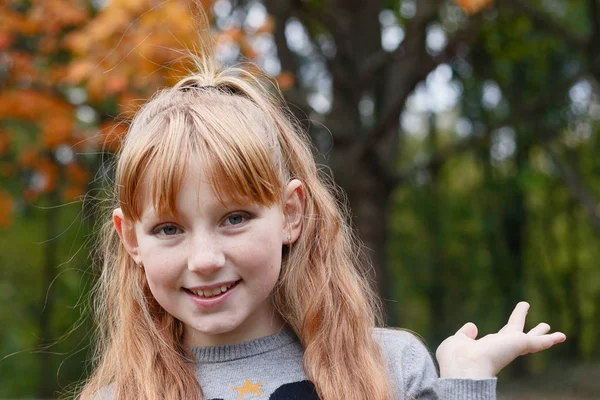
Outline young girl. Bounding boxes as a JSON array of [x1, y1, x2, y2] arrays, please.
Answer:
[[79, 53, 565, 399]]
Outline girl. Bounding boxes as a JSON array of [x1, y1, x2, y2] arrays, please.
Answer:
[[79, 53, 565, 399]]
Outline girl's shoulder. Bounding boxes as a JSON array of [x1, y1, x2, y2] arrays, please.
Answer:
[[372, 327, 433, 357], [372, 327, 439, 395]]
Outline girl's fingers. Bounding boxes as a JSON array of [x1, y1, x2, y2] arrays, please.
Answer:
[[456, 322, 478, 339], [523, 332, 567, 355], [501, 301, 530, 333], [527, 322, 551, 336], [548, 332, 567, 345]]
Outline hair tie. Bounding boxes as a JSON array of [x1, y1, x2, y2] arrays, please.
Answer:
[[179, 82, 243, 97], [180, 83, 216, 92]]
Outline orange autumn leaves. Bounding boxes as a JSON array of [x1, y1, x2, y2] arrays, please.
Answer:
[[455, 0, 495, 15], [0, 90, 74, 149], [1, 0, 197, 226], [0, 0, 298, 228], [0, 89, 87, 224], [0, 127, 12, 226], [0, 1, 93, 225], [0, 191, 13, 227], [63, 0, 201, 101], [0, 0, 89, 85]]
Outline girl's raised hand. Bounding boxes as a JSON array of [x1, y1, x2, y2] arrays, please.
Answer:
[[435, 302, 566, 379]]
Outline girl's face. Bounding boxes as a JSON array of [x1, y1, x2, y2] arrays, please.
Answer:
[[114, 165, 304, 347]]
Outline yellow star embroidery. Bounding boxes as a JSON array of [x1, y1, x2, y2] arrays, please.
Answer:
[[232, 379, 264, 400]]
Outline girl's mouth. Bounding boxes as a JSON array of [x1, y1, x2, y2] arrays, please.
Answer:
[[185, 280, 240, 299]]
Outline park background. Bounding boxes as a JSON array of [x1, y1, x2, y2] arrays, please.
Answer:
[[0, 0, 599, 398]]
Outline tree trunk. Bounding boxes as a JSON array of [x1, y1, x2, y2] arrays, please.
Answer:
[[565, 192, 582, 357], [342, 159, 394, 319], [425, 114, 449, 345], [499, 139, 529, 377], [324, 0, 395, 314]]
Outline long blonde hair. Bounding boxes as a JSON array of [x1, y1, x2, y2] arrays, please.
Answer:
[[79, 53, 393, 399]]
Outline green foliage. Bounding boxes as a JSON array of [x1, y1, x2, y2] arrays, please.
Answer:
[[0, 200, 92, 397], [388, 0, 600, 370]]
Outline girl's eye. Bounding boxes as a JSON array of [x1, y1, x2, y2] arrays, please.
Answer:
[[155, 225, 180, 236], [224, 212, 249, 227]]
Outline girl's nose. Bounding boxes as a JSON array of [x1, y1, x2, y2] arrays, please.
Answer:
[[187, 232, 226, 274]]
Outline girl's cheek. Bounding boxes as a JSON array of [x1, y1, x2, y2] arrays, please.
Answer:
[[142, 247, 183, 277]]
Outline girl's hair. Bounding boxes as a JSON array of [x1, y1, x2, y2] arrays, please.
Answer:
[[79, 52, 393, 400]]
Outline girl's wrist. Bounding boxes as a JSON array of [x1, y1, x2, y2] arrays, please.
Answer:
[[440, 369, 495, 379], [439, 360, 496, 379]]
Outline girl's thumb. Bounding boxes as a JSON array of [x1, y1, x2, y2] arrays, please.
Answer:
[[456, 322, 478, 339]]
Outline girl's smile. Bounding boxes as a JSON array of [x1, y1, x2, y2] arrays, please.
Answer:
[[184, 279, 241, 308], [185, 279, 240, 298], [114, 163, 304, 347]]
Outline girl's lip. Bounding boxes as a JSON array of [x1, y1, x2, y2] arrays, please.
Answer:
[[186, 279, 240, 291], [185, 280, 240, 308]]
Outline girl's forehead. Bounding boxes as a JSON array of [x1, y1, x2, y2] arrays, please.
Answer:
[[135, 159, 192, 213], [135, 161, 253, 219]]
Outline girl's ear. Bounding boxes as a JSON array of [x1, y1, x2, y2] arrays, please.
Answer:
[[113, 208, 141, 263], [283, 179, 305, 244]]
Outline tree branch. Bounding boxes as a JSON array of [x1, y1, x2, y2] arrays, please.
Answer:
[[502, 0, 587, 49], [588, 0, 600, 42], [358, 47, 400, 87], [358, 0, 444, 91], [262, 0, 313, 117], [264, 0, 297, 78], [392, 69, 588, 187], [294, 1, 353, 60], [393, 129, 490, 187], [270, 0, 360, 105], [542, 144, 600, 236], [585, 0, 600, 78], [356, 16, 483, 165], [262, 0, 336, 89]]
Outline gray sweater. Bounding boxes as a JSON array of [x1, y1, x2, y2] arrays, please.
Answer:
[[190, 328, 497, 399]]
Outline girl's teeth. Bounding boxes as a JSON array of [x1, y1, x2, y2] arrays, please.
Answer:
[[193, 283, 234, 298]]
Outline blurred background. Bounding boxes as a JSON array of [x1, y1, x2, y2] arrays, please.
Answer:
[[0, 0, 599, 398]]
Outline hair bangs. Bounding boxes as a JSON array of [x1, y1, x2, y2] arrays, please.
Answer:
[[119, 109, 195, 221], [188, 100, 283, 207], [119, 100, 284, 221]]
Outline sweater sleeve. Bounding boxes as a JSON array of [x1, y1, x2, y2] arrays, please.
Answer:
[[90, 385, 114, 400], [374, 329, 497, 400]]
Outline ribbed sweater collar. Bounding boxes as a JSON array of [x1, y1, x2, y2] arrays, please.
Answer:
[[189, 329, 298, 363]]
